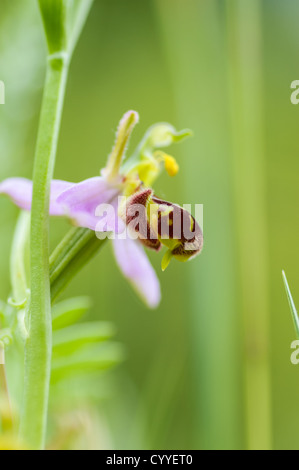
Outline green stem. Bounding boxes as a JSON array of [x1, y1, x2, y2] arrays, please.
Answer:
[[19, 55, 69, 450], [50, 228, 107, 303]]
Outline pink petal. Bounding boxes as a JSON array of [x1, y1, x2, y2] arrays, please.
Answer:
[[112, 237, 161, 309], [56, 177, 120, 231], [94, 207, 126, 235], [0, 178, 74, 215]]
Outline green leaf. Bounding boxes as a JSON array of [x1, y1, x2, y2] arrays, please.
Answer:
[[39, 0, 94, 59], [52, 296, 91, 330], [50, 228, 107, 303], [50, 373, 112, 402], [39, 0, 70, 55], [282, 271, 299, 339], [52, 321, 116, 356], [51, 342, 124, 383], [10, 212, 30, 305]]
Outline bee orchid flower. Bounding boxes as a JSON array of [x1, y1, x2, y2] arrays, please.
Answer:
[[0, 111, 203, 308]]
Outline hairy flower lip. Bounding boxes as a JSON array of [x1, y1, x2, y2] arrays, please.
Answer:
[[122, 188, 204, 269], [124, 189, 162, 252]]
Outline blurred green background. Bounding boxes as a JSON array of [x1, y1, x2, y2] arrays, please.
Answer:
[[1, 0, 299, 450]]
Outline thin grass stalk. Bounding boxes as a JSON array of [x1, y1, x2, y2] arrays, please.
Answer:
[[226, 0, 272, 450]]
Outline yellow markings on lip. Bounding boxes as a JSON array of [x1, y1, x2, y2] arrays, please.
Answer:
[[151, 212, 159, 236], [190, 216, 195, 231], [154, 151, 180, 177], [159, 205, 174, 218]]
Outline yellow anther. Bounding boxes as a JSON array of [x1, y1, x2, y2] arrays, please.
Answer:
[[154, 151, 179, 177], [164, 154, 179, 177]]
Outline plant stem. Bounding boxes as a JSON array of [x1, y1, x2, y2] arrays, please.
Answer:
[[19, 55, 69, 450], [50, 228, 107, 303]]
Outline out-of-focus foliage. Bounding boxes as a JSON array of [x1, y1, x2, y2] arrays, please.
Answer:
[[1, 0, 299, 450]]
